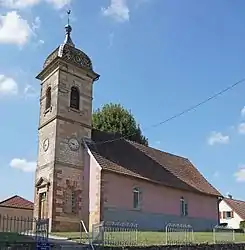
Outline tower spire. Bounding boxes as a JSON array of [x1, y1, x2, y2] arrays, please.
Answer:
[[64, 10, 75, 47]]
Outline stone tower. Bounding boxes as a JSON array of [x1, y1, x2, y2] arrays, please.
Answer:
[[33, 18, 100, 232]]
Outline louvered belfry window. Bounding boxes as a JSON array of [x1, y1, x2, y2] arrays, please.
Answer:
[[70, 86, 80, 110]]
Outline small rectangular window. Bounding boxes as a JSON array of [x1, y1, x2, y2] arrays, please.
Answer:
[[226, 211, 232, 218], [180, 197, 188, 216], [133, 188, 140, 209]]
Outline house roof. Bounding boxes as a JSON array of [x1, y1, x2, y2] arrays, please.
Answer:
[[224, 198, 245, 220], [87, 129, 221, 197], [0, 195, 34, 210]]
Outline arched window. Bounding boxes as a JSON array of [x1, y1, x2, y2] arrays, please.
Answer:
[[70, 86, 80, 110], [45, 87, 51, 110]]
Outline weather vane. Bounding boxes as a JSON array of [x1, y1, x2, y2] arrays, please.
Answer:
[[67, 10, 71, 25]]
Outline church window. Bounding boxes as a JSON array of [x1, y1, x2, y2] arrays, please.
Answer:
[[45, 87, 51, 110], [70, 86, 80, 110], [133, 187, 141, 209], [39, 192, 46, 219], [180, 196, 188, 216]]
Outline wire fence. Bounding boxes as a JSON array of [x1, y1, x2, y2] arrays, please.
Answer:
[[213, 225, 235, 244], [0, 215, 49, 245], [77, 220, 245, 246], [165, 223, 194, 245], [92, 221, 138, 246]]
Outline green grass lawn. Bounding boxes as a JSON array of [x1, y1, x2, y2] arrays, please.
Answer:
[[51, 231, 245, 245], [0, 232, 35, 243]]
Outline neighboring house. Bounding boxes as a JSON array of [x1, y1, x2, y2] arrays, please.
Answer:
[[219, 196, 245, 229], [0, 195, 34, 231], [33, 20, 222, 232]]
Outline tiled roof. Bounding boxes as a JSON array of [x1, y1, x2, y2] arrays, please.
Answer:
[[88, 129, 221, 197], [0, 195, 34, 210], [224, 198, 245, 220]]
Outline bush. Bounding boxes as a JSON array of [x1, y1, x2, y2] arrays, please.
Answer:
[[240, 221, 245, 232]]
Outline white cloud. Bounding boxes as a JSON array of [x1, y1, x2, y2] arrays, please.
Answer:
[[38, 39, 44, 44], [207, 131, 229, 146], [241, 106, 245, 117], [213, 171, 220, 178], [23, 84, 38, 97], [238, 123, 245, 134], [0, 0, 71, 9], [101, 0, 130, 22], [234, 167, 245, 182], [45, 0, 71, 9], [0, 11, 34, 46], [32, 16, 41, 31], [0, 0, 40, 8], [10, 158, 36, 172], [0, 74, 18, 95]]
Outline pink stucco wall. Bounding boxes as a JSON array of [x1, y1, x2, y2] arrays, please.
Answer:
[[102, 171, 218, 220], [83, 145, 102, 230]]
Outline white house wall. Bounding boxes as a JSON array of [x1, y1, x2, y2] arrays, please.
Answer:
[[219, 200, 242, 229]]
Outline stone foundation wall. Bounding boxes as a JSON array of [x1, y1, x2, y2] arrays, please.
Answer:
[[1, 243, 245, 249], [98, 244, 245, 250]]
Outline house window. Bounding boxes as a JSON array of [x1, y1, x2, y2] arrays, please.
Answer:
[[180, 197, 188, 216], [45, 87, 51, 110], [70, 86, 80, 110], [223, 211, 234, 219], [133, 187, 140, 209]]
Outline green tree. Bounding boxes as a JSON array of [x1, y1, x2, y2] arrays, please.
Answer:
[[92, 103, 148, 146], [240, 221, 245, 231]]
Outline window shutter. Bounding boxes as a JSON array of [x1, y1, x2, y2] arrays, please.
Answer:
[[231, 211, 234, 218], [223, 211, 226, 219], [219, 212, 222, 219]]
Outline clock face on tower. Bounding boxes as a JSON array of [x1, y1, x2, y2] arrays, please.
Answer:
[[68, 138, 80, 151], [43, 138, 49, 152]]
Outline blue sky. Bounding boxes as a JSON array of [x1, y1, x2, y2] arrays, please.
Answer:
[[0, 0, 245, 202]]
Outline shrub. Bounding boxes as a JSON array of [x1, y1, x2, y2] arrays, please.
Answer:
[[240, 221, 245, 232]]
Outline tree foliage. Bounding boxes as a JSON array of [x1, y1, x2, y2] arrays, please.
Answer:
[[240, 221, 245, 230], [92, 103, 148, 146]]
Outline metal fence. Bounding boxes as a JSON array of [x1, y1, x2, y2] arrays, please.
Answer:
[[213, 225, 235, 244], [165, 223, 194, 245], [90, 221, 138, 246], [0, 215, 49, 244]]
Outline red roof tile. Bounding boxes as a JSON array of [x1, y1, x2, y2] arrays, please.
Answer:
[[224, 198, 245, 220], [0, 195, 33, 210], [88, 129, 221, 197]]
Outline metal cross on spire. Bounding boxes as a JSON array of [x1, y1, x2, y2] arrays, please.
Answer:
[[67, 10, 71, 25], [64, 9, 75, 47]]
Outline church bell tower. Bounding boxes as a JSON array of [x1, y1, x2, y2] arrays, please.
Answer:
[[33, 13, 100, 232]]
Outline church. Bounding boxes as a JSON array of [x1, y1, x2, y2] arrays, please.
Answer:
[[33, 20, 222, 232]]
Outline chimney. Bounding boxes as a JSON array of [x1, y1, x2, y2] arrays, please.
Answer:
[[228, 194, 233, 199]]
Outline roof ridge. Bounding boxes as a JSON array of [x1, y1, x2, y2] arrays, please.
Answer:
[[0, 195, 18, 204], [224, 197, 245, 203], [127, 139, 189, 160]]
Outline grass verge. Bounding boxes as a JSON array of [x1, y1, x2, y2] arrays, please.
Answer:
[[51, 231, 245, 245]]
